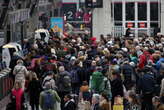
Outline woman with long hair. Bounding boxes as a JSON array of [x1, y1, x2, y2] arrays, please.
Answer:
[[128, 91, 141, 110], [26, 72, 42, 110], [12, 81, 25, 110], [99, 92, 111, 110]]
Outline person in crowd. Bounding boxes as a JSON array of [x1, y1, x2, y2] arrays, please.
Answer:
[[42, 71, 56, 90], [56, 66, 72, 109], [160, 78, 164, 103], [63, 94, 76, 110], [12, 81, 25, 110], [152, 96, 164, 110], [99, 92, 111, 110], [121, 58, 134, 90], [128, 91, 141, 110], [13, 59, 29, 90], [9, 52, 22, 80], [26, 72, 42, 110], [91, 94, 100, 110], [111, 71, 124, 105], [90, 66, 112, 100], [136, 66, 156, 110], [156, 53, 164, 72], [125, 28, 131, 38], [39, 82, 61, 110], [79, 81, 90, 101]]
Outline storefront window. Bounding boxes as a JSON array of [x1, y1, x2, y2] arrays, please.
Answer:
[[114, 3, 122, 21], [138, 3, 147, 21], [126, 2, 135, 21], [150, 2, 158, 21]]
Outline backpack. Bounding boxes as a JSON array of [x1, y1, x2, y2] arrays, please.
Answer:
[[70, 69, 80, 84], [90, 71, 105, 93], [59, 74, 71, 90], [43, 91, 55, 109]]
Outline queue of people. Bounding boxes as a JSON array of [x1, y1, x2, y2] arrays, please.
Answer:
[[5, 32, 164, 110]]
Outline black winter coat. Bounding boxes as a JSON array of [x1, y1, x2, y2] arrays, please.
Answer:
[[26, 79, 42, 105], [111, 78, 124, 98]]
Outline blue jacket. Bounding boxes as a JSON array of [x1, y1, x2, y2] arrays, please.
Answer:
[[156, 58, 164, 70]]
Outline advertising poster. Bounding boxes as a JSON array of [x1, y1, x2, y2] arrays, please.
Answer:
[[50, 17, 63, 33]]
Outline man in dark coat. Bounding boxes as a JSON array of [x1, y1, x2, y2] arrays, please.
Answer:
[[111, 71, 124, 105], [63, 94, 76, 110], [136, 66, 156, 110]]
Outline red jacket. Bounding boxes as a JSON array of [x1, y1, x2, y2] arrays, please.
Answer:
[[138, 51, 153, 69], [12, 88, 24, 110]]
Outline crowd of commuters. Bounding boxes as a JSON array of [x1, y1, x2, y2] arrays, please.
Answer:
[[6, 31, 164, 110]]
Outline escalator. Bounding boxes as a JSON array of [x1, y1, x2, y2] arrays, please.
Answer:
[[0, 0, 10, 29]]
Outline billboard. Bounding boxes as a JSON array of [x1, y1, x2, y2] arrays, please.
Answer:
[[62, 3, 77, 21], [50, 17, 64, 33]]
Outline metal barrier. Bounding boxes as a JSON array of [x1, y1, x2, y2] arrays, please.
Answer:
[[0, 69, 13, 101], [112, 26, 124, 37]]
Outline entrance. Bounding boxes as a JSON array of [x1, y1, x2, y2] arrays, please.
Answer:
[[113, 0, 160, 37]]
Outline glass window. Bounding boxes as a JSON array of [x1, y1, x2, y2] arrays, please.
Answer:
[[150, 22, 158, 28], [126, 2, 135, 21], [114, 3, 122, 21], [150, 3, 158, 21], [138, 3, 147, 21], [114, 22, 122, 26]]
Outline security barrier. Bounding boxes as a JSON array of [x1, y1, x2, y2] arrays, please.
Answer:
[[0, 69, 13, 101]]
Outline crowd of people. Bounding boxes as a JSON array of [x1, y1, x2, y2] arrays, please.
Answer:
[[6, 31, 164, 110]]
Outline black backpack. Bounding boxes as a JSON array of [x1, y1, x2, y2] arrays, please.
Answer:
[[58, 74, 71, 90]]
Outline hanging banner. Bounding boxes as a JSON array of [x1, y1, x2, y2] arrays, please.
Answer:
[[50, 17, 64, 33]]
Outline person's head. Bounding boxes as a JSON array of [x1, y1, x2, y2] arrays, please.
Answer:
[[92, 94, 100, 105], [14, 81, 22, 90], [112, 71, 119, 80], [45, 82, 52, 90], [100, 92, 109, 102], [128, 91, 140, 105], [64, 94, 72, 102], [82, 81, 88, 86], [31, 72, 38, 80], [152, 96, 161, 107], [91, 60, 97, 66], [59, 66, 65, 72], [46, 71, 54, 77], [17, 59, 24, 65]]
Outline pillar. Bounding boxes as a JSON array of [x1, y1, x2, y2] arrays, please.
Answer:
[[92, 0, 112, 40], [161, 0, 164, 34]]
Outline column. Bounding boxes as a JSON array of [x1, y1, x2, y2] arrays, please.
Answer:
[[122, 0, 125, 35], [92, 0, 112, 40], [161, 0, 164, 34], [135, 1, 138, 37], [147, 0, 150, 36]]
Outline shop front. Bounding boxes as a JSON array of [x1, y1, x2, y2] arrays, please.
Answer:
[[112, 0, 160, 37]]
